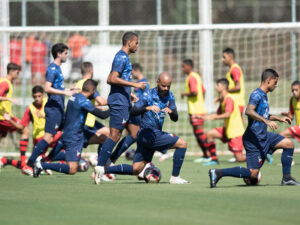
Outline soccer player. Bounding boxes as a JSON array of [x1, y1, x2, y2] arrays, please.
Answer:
[[2, 86, 62, 175], [108, 62, 149, 164], [222, 48, 245, 114], [180, 59, 208, 163], [27, 43, 77, 169], [94, 32, 147, 182], [33, 79, 109, 176], [0, 63, 29, 169], [200, 79, 245, 166], [100, 72, 189, 184], [209, 69, 300, 188]]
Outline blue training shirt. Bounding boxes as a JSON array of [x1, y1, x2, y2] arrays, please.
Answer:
[[108, 50, 132, 106], [134, 78, 149, 99], [62, 93, 96, 142], [45, 62, 65, 111], [134, 88, 176, 130], [244, 88, 269, 140]]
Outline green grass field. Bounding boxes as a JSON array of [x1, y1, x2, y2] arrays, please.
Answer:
[[1, 154, 300, 225]]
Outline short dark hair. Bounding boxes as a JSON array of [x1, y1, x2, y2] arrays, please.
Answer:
[[81, 61, 93, 75], [223, 48, 235, 58], [292, 80, 300, 86], [261, 69, 279, 82], [32, 85, 44, 94], [183, 59, 194, 68], [82, 79, 98, 92], [132, 63, 143, 72], [51, 43, 68, 59], [122, 32, 138, 46], [7, 63, 21, 74], [216, 78, 229, 89]]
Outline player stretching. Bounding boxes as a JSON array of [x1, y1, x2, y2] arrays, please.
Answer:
[[0, 63, 29, 169], [94, 32, 147, 183], [108, 63, 149, 164], [200, 79, 245, 166], [101, 72, 189, 184], [27, 43, 77, 171], [209, 69, 300, 188], [180, 59, 208, 163], [33, 79, 109, 176]]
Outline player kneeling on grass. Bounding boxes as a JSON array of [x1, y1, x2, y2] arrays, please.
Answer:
[[95, 72, 189, 184], [198, 78, 246, 166], [209, 69, 300, 188], [33, 79, 109, 177]]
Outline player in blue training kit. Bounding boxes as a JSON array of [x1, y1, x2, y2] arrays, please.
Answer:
[[33, 79, 109, 177], [94, 32, 148, 183], [209, 69, 300, 188], [27, 43, 78, 172], [109, 63, 149, 164], [100, 72, 189, 184]]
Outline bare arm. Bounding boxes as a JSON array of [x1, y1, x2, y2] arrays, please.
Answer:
[[44, 81, 77, 97], [107, 71, 147, 89], [204, 112, 231, 121], [269, 115, 291, 124], [181, 91, 197, 98], [228, 80, 241, 93], [3, 113, 24, 130], [95, 96, 107, 106]]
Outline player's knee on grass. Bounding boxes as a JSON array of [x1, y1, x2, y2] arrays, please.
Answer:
[[132, 162, 146, 175], [173, 137, 187, 149], [68, 162, 78, 175], [249, 169, 260, 179]]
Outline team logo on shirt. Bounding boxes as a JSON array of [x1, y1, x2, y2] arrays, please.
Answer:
[[122, 118, 127, 127]]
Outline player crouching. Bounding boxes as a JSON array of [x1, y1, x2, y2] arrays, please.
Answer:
[[95, 72, 189, 184], [33, 79, 109, 177]]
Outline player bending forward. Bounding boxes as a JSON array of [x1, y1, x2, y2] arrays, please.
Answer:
[[96, 72, 189, 184], [209, 69, 299, 188], [33, 79, 109, 177]]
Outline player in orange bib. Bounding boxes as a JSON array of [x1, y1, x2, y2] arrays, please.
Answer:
[[181, 59, 209, 162], [199, 78, 246, 166], [280, 81, 300, 160], [222, 48, 245, 115]]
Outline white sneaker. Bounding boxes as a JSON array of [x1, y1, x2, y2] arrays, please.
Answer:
[[228, 157, 236, 163], [169, 176, 190, 184], [94, 166, 104, 184]]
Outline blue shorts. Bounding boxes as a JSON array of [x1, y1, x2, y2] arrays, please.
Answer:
[[127, 115, 141, 125], [44, 105, 64, 135], [109, 105, 130, 130], [83, 121, 105, 148], [133, 128, 179, 163], [243, 131, 284, 169], [64, 140, 84, 162]]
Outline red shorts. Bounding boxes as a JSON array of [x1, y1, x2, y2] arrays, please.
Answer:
[[33, 131, 62, 147], [288, 125, 300, 142], [0, 117, 20, 137], [189, 114, 205, 126], [215, 127, 243, 153]]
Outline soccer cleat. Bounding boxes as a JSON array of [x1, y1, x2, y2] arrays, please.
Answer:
[[137, 162, 155, 180], [94, 166, 104, 184], [33, 161, 43, 178], [21, 165, 33, 176], [194, 157, 211, 163], [266, 154, 273, 164], [228, 157, 236, 163], [281, 177, 300, 186], [203, 160, 219, 166], [169, 176, 190, 184], [209, 169, 221, 188]]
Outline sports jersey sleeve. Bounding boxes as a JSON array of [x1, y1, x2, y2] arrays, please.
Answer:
[[20, 107, 31, 127], [225, 97, 234, 113], [0, 81, 9, 96], [82, 99, 96, 113], [91, 90, 100, 100], [231, 67, 241, 83], [289, 97, 294, 115], [111, 54, 126, 73], [188, 76, 198, 93], [46, 67, 56, 83], [248, 91, 261, 108], [130, 92, 149, 116]]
